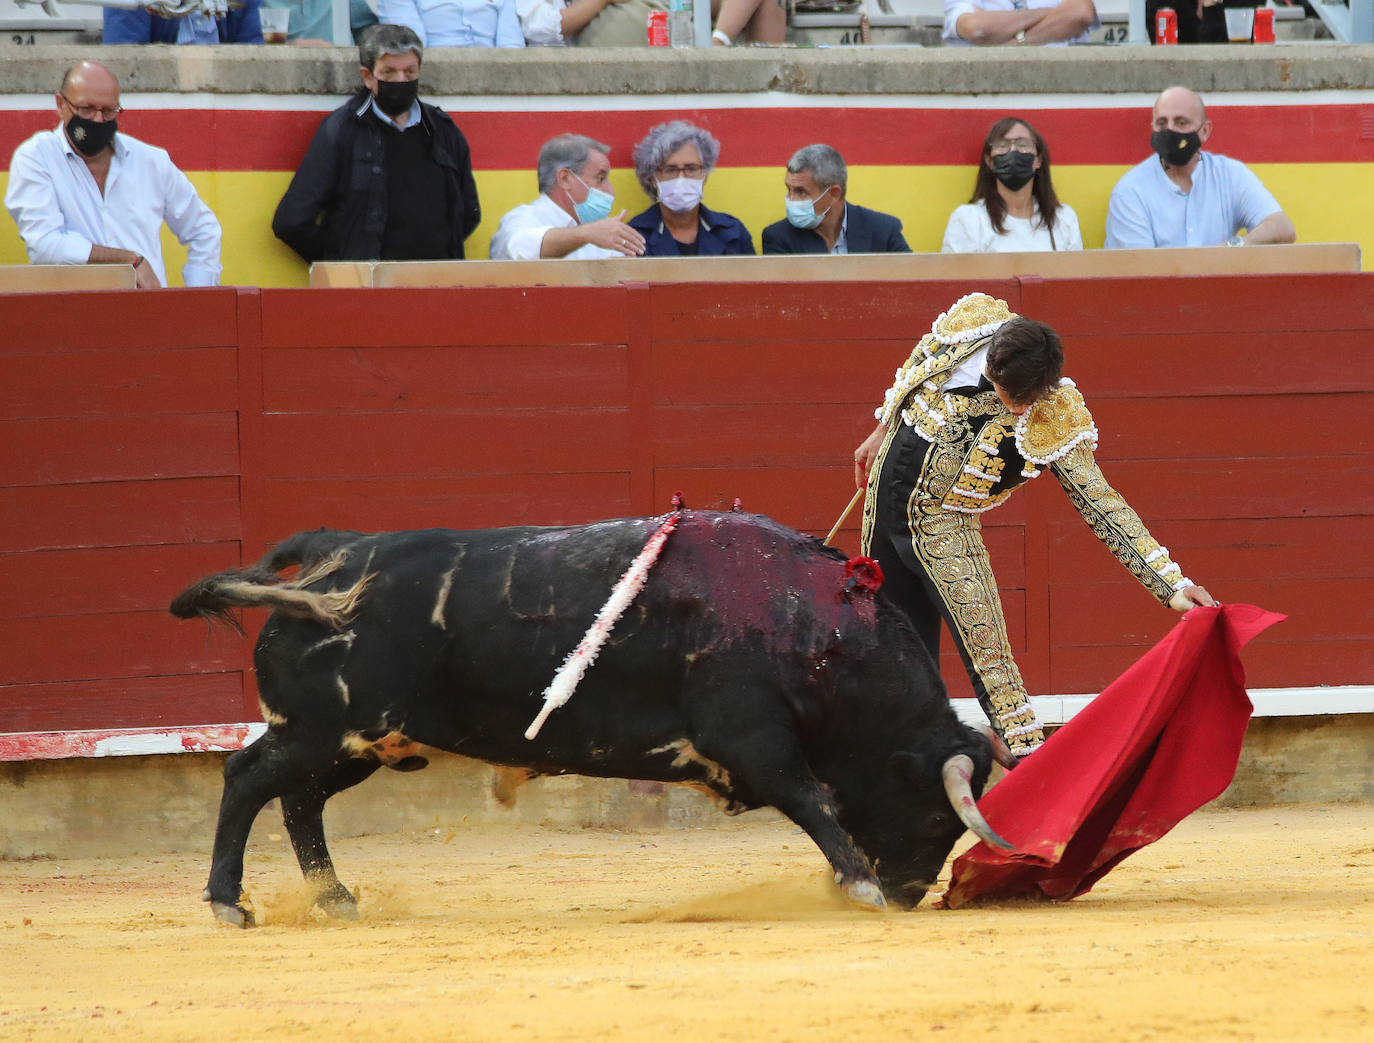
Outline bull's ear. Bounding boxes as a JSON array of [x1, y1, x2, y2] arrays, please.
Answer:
[[889, 750, 931, 785]]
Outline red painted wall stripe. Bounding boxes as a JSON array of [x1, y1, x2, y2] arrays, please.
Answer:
[[4, 103, 1374, 173]]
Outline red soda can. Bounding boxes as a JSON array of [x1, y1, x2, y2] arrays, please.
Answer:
[[1253, 7, 1275, 42], [1155, 7, 1178, 44], [647, 10, 669, 46]]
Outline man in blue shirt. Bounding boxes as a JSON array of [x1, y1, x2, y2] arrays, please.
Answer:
[[1105, 86, 1295, 250]]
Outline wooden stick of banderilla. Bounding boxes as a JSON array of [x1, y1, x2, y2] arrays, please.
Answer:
[[824, 489, 865, 546]]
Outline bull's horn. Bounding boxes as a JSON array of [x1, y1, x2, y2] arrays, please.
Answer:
[[941, 754, 1015, 851], [974, 723, 1019, 770]]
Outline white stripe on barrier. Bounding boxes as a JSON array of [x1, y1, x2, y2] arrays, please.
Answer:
[[1, 687, 1369, 762]]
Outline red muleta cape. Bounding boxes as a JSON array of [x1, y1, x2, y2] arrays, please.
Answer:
[[941, 603, 1285, 908]]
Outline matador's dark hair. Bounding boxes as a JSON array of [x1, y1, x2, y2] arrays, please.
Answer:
[[985, 317, 1063, 407]]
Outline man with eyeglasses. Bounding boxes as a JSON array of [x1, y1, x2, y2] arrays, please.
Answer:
[[1105, 86, 1296, 250], [943, 0, 1098, 45], [489, 133, 646, 261], [5, 61, 222, 288]]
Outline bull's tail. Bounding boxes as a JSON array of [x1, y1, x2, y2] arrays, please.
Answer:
[[169, 531, 373, 633]]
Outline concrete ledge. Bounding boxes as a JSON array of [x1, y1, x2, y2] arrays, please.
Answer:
[[3, 43, 1374, 97], [2, 712, 1370, 859]]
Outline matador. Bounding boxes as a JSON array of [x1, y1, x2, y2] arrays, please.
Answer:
[[854, 293, 1215, 759]]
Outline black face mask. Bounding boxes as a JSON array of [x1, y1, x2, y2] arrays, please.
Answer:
[[373, 79, 419, 118], [1151, 128, 1202, 167], [65, 113, 117, 157], [991, 151, 1037, 191]]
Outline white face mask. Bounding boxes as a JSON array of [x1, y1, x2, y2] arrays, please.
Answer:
[[656, 176, 704, 214]]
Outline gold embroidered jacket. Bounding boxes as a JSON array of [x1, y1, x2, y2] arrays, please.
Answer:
[[871, 295, 1191, 605]]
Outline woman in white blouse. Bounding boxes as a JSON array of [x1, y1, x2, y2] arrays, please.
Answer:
[[941, 117, 1082, 254]]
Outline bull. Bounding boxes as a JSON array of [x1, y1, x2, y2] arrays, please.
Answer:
[[170, 509, 1011, 927]]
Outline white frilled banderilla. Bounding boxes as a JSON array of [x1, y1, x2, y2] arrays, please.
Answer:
[[524, 504, 683, 740]]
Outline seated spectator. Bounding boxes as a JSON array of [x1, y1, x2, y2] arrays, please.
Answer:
[[942, 117, 1082, 253], [5, 61, 222, 287], [103, 0, 264, 44], [1105, 86, 1296, 249], [628, 121, 754, 257], [379, 0, 525, 45], [516, 0, 633, 45], [489, 134, 645, 260], [260, 0, 379, 45], [272, 25, 481, 262], [712, 0, 784, 44], [943, 0, 1098, 45], [761, 144, 910, 255]]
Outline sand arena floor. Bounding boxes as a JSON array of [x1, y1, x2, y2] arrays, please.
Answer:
[[1, 802, 1371, 1041]]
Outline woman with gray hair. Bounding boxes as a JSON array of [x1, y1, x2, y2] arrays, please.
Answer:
[[627, 120, 754, 257]]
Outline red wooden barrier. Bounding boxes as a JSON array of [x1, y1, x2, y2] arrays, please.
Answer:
[[2, 275, 1371, 744]]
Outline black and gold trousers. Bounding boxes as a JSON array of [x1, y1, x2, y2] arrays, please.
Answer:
[[861, 418, 1046, 758]]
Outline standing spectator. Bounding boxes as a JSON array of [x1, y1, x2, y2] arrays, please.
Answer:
[[272, 24, 481, 263], [761, 144, 910, 255], [379, 0, 525, 45], [4, 61, 222, 288], [103, 0, 264, 44], [1105, 86, 1296, 249], [943, 0, 1097, 45], [628, 121, 754, 257], [489, 134, 645, 260], [260, 0, 379, 45], [942, 117, 1082, 253]]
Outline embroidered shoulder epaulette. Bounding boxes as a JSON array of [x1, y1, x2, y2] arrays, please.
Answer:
[[876, 293, 1015, 427], [1013, 380, 1098, 466]]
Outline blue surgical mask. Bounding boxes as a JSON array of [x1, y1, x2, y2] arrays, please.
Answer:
[[785, 190, 832, 230], [572, 172, 614, 225]]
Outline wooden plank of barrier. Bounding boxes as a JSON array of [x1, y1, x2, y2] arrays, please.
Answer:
[[316, 243, 1361, 289], [0, 263, 136, 293]]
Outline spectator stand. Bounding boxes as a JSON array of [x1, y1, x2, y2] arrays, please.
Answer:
[[0, 0, 100, 43]]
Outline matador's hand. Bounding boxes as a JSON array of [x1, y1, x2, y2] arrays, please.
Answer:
[[853, 422, 886, 491], [1168, 585, 1218, 612]]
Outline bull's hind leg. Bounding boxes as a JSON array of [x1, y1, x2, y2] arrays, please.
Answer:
[[280, 758, 380, 920], [204, 729, 343, 927]]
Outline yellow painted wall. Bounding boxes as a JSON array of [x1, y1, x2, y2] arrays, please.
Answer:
[[2, 163, 1368, 286]]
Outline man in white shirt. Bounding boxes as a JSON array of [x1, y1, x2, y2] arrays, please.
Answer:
[[943, 0, 1098, 45], [489, 134, 645, 261], [4, 61, 222, 288], [1105, 86, 1296, 250]]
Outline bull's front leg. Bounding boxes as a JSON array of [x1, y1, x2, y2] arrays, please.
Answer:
[[684, 700, 886, 910]]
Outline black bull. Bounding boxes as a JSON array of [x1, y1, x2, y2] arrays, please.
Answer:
[[170, 510, 1009, 927]]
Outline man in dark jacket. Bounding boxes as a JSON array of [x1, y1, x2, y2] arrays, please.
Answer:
[[272, 24, 480, 263], [762, 144, 910, 255]]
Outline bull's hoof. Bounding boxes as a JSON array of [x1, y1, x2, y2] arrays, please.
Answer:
[[210, 901, 256, 928], [203, 886, 256, 928], [840, 877, 887, 911], [316, 888, 360, 921]]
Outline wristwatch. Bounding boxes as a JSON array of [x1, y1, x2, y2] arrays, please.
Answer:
[[1226, 234, 1244, 247]]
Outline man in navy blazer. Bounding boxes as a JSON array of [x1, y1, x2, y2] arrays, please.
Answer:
[[762, 144, 911, 255]]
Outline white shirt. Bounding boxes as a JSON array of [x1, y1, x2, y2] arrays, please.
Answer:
[[942, 201, 1083, 253], [5, 126, 222, 287], [516, 0, 569, 44], [943, 0, 1098, 45], [489, 192, 619, 261], [1104, 151, 1284, 250], [379, 0, 526, 46]]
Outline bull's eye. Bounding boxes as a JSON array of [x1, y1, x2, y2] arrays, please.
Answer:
[[924, 812, 953, 834]]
